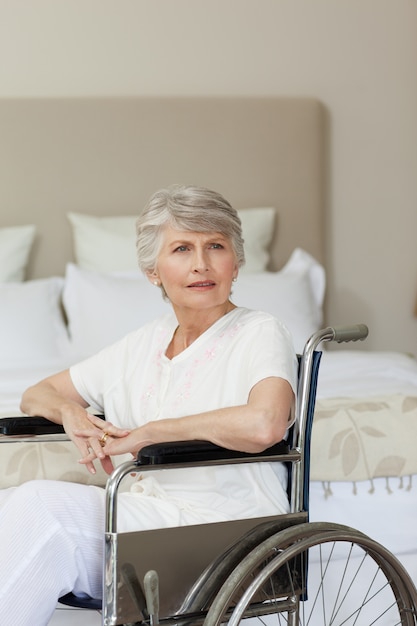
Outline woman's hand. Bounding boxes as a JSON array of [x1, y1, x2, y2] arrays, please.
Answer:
[[97, 426, 154, 460], [20, 369, 131, 475], [67, 412, 130, 475]]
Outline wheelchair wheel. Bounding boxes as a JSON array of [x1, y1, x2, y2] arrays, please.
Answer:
[[204, 522, 417, 626]]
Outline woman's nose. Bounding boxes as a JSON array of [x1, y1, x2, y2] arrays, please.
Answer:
[[192, 249, 209, 272]]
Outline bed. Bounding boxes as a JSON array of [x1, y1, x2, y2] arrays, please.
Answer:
[[0, 97, 416, 594]]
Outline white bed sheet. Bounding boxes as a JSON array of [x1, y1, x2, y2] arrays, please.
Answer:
[[309, 477, 417, 559], [0, 356, 76, 417], [317, 349, 417, 398]]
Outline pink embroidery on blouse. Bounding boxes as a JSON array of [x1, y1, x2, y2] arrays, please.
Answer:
[[171, 323, 242, 410]]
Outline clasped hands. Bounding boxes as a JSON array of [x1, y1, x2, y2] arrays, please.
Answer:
[[65, 412, 153, 475]]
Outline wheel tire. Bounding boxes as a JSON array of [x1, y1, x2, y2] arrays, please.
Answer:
[[204, 522, 417, 626]]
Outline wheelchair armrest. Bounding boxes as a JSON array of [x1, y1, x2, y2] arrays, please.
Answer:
[[0, 414, 105, 436], [137, 439, 290, 465], [0, 416, 65, 435]]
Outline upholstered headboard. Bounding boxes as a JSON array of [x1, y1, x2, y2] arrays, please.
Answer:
[[0, 97, 324, 279]]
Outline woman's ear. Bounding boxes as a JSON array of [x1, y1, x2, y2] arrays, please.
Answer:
[[146, 270, 161, 287]]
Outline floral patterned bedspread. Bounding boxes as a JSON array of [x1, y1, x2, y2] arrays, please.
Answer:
[[0, 437, 108, 487], [311, 394, 417, 487], [2, 393, 417, 490]]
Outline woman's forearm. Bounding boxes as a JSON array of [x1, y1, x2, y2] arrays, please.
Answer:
[[142, 405, 287, 453], [20, 369, 90, 424], [104, 377, 294, 457], [20, 382, 86, 424]]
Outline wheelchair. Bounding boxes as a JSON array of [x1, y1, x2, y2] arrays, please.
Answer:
[[1, 324, 417, 626]]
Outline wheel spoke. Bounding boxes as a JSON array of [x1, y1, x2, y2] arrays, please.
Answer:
[[203, 523, 417, 626]]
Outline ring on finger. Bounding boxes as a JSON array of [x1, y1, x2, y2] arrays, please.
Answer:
[[99, 431, 109, 447]]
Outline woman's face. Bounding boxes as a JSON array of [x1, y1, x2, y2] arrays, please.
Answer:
[[151, 225, 238, 313]]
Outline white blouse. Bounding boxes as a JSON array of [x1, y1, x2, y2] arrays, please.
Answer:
[[70, 308, 298, 530]]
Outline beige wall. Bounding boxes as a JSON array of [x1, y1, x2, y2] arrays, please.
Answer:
[[1, 0, 416, 354]]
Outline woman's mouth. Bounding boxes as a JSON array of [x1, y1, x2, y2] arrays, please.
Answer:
[[188, 281, 215, 288]]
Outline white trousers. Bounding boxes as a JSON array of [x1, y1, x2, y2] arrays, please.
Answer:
[[0, 480, 105, 626], [0, 477, 213, 626], [0, 468, 289, 625]]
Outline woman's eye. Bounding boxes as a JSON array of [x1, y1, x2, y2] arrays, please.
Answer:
[[210, 243, 224, 249], [174, 245, 189, 252]]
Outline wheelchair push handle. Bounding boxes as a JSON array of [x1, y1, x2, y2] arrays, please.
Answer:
[[327, 323, 369, 343], [303, 323, 368, 355]]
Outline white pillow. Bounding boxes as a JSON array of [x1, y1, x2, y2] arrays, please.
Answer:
[[238, 207, 276, 272], [280, 247, 326, 312], [62, 264, 171, 357], [0, 225, 36, 281], [67, 213, 138, 273], [67, 207, 276, 274], [231, 249, 326, 353], [0, 278, 70, 364]]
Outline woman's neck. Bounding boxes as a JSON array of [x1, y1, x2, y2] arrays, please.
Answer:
[[166, 301, 236, 359]]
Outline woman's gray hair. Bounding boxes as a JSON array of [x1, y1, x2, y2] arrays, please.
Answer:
[[136, 185, 245, 274]]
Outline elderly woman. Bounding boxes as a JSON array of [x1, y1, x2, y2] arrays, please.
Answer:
[[0, 185, 297, 625]]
